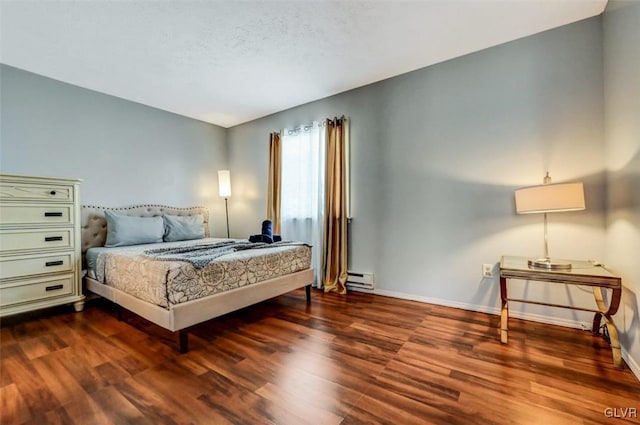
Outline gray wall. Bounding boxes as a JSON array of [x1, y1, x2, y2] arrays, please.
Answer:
[[228, 17, 607, 324], [603, 0, 640, 375], [0, 65, 230, 236]]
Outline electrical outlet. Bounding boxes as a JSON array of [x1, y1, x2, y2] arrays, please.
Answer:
[[482, 264, 493, 278]]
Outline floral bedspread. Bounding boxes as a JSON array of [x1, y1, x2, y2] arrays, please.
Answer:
[[92, 238, 311, 307]]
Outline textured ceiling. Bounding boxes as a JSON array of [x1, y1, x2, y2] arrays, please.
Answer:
[[0, 0, 607, 128]]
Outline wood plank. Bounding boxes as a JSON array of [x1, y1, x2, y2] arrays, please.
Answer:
[[255, 382, 343, 425], [131, 364, 235, 425], [114, 378, 190, 425], [89, 386, 150, 425], [31, 354, 87, 406], [62, 393, 115, 425], [1, 343, 59, 416], [0, 383, 31, 425]]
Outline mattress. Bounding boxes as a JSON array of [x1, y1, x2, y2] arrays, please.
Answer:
[[87, 238, 312, 308]]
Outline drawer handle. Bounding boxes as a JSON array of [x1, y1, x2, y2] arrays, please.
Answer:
[[44, 212, 63, 217], [45, 284, 64, 291], [50, 190, 57, 195], [45, 260, 64, 267], [45, 236, 64, 242]]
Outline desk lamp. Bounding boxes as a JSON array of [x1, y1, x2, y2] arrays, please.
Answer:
[[515, 172, 585, 270]]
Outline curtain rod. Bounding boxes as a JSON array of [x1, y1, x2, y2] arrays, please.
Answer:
[[283, 115, 346, 136], [286, 120, 326, 136]]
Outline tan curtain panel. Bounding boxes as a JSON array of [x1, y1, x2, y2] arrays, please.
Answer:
[[266, 131, 282, 234], [322, 116, 348, 294]]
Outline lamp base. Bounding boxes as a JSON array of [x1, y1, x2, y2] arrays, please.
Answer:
[[528, 258, 572, 270]]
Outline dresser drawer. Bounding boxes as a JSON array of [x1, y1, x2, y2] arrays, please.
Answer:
[[0, 204, 73, 226], [0, 182, 74, 202], [0, 229, 74, 253], [0, 274, 74, 307], [0, 252, 74, 280]]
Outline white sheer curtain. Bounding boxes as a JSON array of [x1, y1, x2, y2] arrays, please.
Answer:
[[280, 122, 325, 286]]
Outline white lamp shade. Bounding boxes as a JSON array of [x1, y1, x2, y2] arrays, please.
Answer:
[[515, 182, 585, 214], [218, 170, 231, 198]]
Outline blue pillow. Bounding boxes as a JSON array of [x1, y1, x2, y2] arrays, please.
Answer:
[[163, 214, 205, 242], [104, 211, 164, 247]]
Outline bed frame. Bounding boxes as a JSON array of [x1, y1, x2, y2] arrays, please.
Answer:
[[81, 204, 313, 353]]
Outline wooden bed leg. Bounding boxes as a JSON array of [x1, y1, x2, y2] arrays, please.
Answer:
[[179, 330, 189, 354], [305, 284, 311, 304]]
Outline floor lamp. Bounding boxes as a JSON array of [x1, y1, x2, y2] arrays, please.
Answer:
[[515, 172, 585, 270], [218, 170, 231, 238]]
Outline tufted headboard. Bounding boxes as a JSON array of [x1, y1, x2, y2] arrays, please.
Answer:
[[81, 204, 210, 258]]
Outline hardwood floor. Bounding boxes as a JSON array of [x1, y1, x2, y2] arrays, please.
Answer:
[[1, 289, 639, 425]]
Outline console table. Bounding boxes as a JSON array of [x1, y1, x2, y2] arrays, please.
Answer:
[[499, 256, 622, 367]]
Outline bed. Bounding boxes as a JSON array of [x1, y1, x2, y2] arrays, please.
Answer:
[[81, 204, 314, 352]]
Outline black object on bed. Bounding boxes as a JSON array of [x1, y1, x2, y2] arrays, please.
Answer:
[[249, 219, 282, 243]]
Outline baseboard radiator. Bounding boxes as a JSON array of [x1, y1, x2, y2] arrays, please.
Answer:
[[346, 271, 375, 291]]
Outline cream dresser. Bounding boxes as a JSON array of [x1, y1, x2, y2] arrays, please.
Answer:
[[0, 174, 85, 316]]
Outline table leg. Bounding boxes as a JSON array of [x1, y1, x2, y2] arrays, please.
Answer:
[[603, 316, 622, 368], [592, 286, 623, 368], [500, 276, 508, 344], [592, 312, 602, 334]]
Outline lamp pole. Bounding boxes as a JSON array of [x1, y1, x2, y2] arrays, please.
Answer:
[[224, 197, 230, 238], [543, 212, 549, 260], [218, 169, 232, 239]]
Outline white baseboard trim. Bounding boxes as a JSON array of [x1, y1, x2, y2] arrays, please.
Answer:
[[371, 288, 591, 330], [369, 288, 640, 381], [621, 348, 640, 381]]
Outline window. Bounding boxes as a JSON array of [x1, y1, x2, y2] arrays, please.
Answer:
[[280, 122, 325, 285]]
